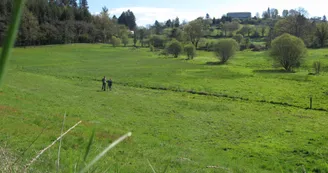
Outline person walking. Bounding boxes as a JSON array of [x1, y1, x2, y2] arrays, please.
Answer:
[[102, 76, 106, 91], [107, 78, 112, 91]]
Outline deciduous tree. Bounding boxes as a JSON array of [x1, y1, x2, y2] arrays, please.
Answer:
[[270, 33, 307, 71], [315, 22, 328, 47], [213, 39, 239, 64]]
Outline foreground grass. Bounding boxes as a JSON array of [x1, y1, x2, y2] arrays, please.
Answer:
[[1, 44, 328, 172]]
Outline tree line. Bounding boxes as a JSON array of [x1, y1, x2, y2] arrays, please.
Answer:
[[0, 0, 137, 46], [142, 7, 327, 51], [0, 2, 327, 51]]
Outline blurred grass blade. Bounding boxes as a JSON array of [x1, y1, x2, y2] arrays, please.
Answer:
[[57, 112, 67, 173], [79, 132, 132, 173], [147, 159, 157, 173], [83, 129, 95, 162], [0, 0, 25, 86]]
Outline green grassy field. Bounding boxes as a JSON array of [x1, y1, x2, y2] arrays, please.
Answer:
[[1, 44, 328, 172]]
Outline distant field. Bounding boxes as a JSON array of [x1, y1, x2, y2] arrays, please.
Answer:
[[1, 44, 328, 172]]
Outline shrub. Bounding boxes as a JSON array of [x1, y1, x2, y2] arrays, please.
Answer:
[[165, 39, 183, 58], [150, 35, 165, 48], [232, 34, 243, 44], [184, 44, 196, 60], [149, 45, 155, 52], [121, 35, 129, 47], [270, 33, 307, 72], [313, 61, 322, 75], [213, 38, 239, 64], [111, 36, 121, 47]]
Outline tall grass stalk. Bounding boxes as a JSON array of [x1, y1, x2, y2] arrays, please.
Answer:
[[0, 0, 25, 86], [147, 159, 157, 173], [23, 120, 82, 172], [57, 112, 66, 173], [79, 132, 132, 173]]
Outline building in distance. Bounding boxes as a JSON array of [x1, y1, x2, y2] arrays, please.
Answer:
[[227, 12, 252, 19]]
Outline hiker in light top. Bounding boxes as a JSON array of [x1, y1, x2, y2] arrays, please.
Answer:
[[102, 76, 106, 91], [107, 78, 112, 91]]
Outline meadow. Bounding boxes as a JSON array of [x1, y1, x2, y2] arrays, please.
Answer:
[[1, 44, 328, 172]]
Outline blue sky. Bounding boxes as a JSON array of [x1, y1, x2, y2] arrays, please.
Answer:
[[88, 0, 327, 26]]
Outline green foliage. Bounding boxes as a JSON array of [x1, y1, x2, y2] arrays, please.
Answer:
[[315, 22, 328, 48], [0, 0, 134, 46], [243, 37, 250, 48], [110, 36, 121, 47], [222, 22, 240, 36], [149, 45, 155, 52], [138, 28, 147, 47], [213, 38, 239, 64], [183, 18, 205, 48], [121, 35, 129, 47], [19, 9, 39, 46], [232, 34, 243, 43], [184, 44, 196, 60], [117, 10, 136, 30], [169, 28, 184, 42], [205, 40, 215, 51], [270, 33, 307, 71], [165, 39, 183, 58], [150, 35, 165, 48], [313, 61, 322, 75], [274, 15, 315, 46]]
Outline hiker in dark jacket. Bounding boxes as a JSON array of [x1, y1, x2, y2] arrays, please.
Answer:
[[107, 78, 112, 91], [102, 76, 106, 91]]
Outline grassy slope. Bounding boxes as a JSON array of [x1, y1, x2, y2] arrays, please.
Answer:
[[11, 44, 328, 109], [1, 44, 328, 172]]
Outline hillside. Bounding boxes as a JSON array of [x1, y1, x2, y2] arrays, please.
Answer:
[[1, 45, 328, 172]]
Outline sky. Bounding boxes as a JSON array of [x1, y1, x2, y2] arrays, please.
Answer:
[[88, 0, 327, 26]]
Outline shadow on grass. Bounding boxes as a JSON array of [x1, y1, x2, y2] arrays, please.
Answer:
[[253, 69, 295, 74], [205, 61, 224, 65]]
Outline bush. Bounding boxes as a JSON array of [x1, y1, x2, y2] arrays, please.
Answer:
[[111, 36, 121, 47], [150, 35, 165, 48], [121, 35, 129, 47], [165, 39, 183, 58], [232, 34, 243, 44], [270, 33, 307, 71], [313, 61, 322, 75], [184, 44, 196, 60], [149, 45, 155, 52], [213, 38, 239, 64]]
